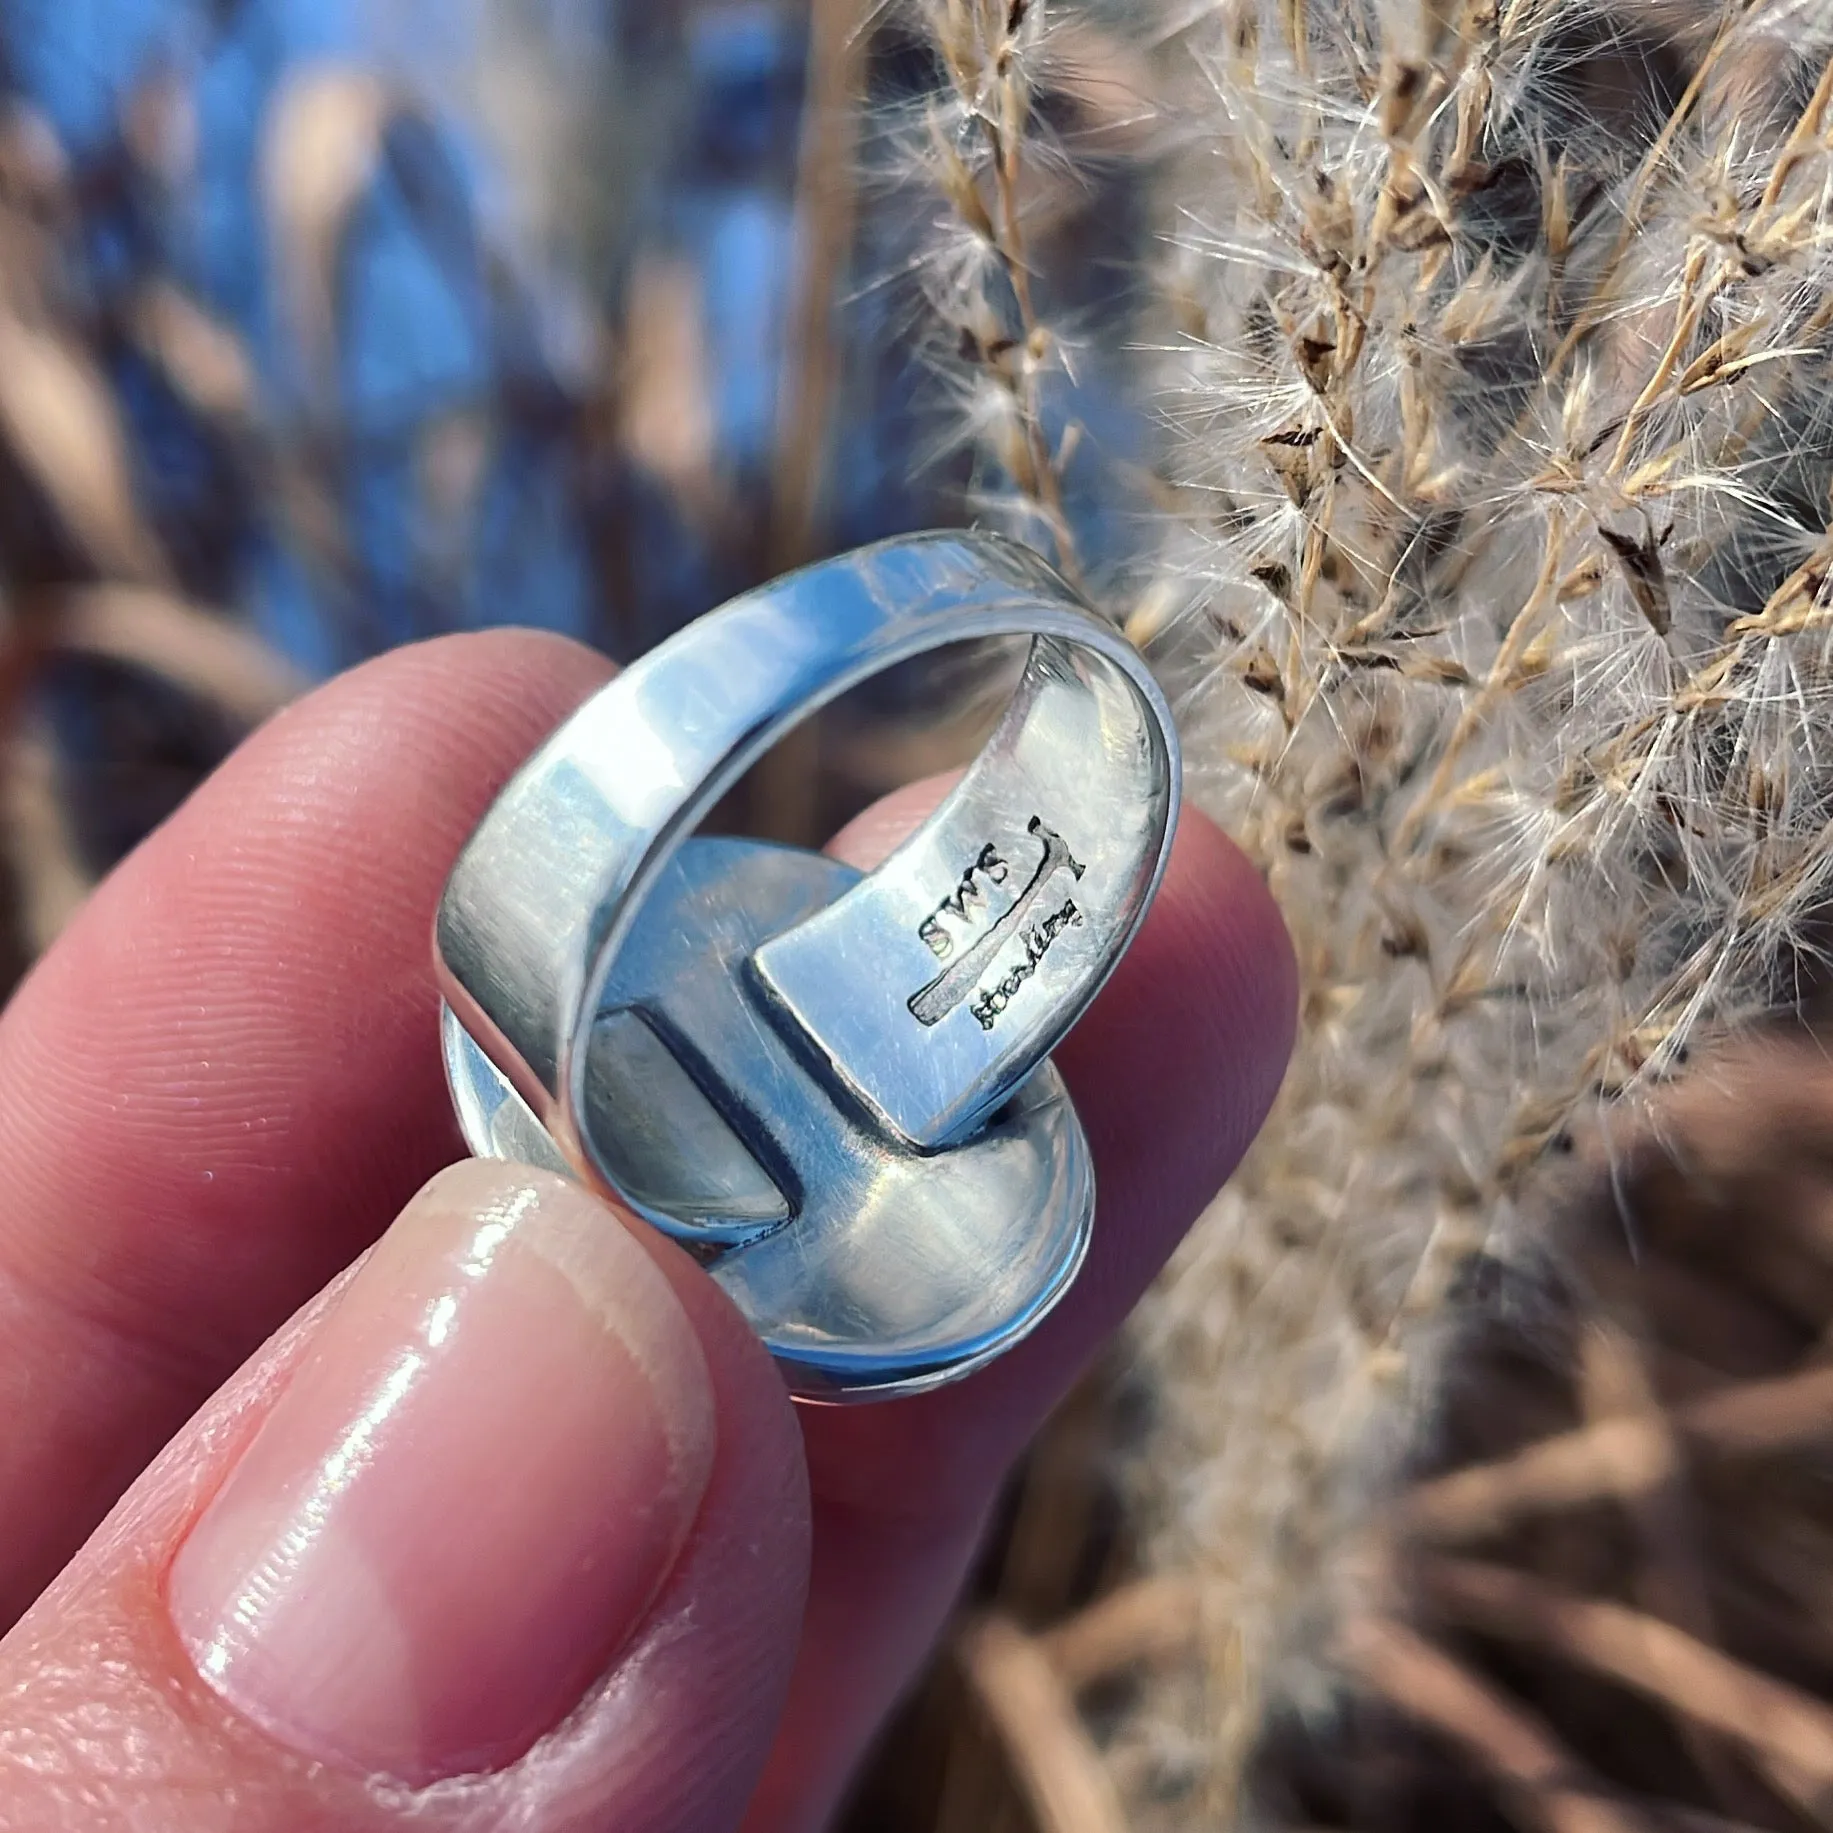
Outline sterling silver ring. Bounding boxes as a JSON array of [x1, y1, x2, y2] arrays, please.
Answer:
[[434, 530, 1180, 1400]]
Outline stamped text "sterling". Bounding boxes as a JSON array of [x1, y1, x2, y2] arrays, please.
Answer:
[[969, 898, 1084, 1030]]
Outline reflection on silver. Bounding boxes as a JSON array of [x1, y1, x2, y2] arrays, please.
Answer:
[[435, 531, 1179, 1400]]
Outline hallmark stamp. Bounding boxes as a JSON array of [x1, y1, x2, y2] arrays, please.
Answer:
[[968, 897, 1085, 1031], [917, 842, 1009, 958], [907, 816, 1085, 1028]]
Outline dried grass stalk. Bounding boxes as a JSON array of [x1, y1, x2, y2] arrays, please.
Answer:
[[1041, 1576, 1207, 1691], [1, 723, 93, 957], [1343, 1612, 1647, 1833], [893, 0, 1833, 1814], [0, 311, 166, 583], [956, 1613, 1131, 1833], [899, 0, 1094, 584], [261, 69, 395, 399], [1405, 1360, 1833, 1539], [1419, 1556, 1833, 1809], [55, 589, 299, 728]]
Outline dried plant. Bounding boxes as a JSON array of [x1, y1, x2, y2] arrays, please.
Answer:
[[906, 0, 1086, 582], [891, 0, 1171, 589], [0, 94, 298, 976], [891, 0, 1833, 1821]]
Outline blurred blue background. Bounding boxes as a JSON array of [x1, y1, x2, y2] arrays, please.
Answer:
[[1, 0, 955, 667], [0, 0, 1156, 948]]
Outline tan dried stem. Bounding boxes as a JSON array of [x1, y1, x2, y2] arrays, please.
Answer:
[[1418, 1557, 1833, 1811], [956, 1613, 1130, 1833], [1404, 1362, 1833, 1540], [56, 588, 300, 727], [925, 0, 1085, 586], [0, 308, 167, 584], [772, 0, 871, 571], [1575, 1318, 1759, 1813], [1, 721, 92, 957], [1344, 1612, 1649, 1833], [261, 67, 393, 404], [751, 0, 875, 849], [1040, 1575, 1208, 1689]]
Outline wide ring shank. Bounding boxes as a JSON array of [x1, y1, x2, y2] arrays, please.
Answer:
[[435, 531, 1180, 1193]]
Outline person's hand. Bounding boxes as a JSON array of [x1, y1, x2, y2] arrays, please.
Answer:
[[0, 632, 1294, 1831]]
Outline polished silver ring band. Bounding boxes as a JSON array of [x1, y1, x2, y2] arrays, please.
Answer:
[[435, 530, 1180, 1398]]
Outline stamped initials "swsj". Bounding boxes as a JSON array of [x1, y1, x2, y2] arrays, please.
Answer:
[[907, 817, 1086, 1028]]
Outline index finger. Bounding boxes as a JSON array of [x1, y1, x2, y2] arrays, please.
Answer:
[[0, 630, 614, 1626], [746, 793, 1295, 1831]]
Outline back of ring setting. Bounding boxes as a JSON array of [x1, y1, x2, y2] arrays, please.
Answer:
[[434, 531, 1181, 1401]]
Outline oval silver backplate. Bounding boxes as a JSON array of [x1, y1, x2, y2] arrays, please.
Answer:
[[442, 837, 1094, 1401]]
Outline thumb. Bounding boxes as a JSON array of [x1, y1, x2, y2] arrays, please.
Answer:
[[0, 1161, 810, 1831]]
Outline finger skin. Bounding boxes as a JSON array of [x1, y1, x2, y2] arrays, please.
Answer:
[[0, 631, 615, 1626], [0, 1192, 811, 1833], [0, 633, 1294, 1833], [746, 800, 1297, 1831]]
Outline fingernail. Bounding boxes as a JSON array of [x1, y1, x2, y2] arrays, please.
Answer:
[[167, 1160, 716, 1783]]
